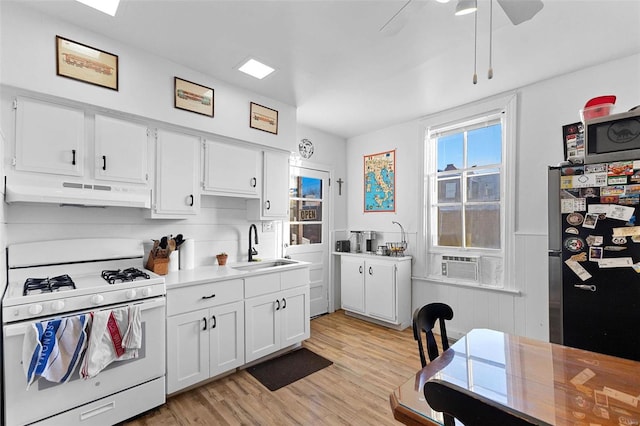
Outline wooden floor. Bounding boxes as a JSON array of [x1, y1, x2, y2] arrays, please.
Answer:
[[124, 310, 422, 425]]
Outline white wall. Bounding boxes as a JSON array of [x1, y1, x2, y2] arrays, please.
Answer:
[[0, 2, 296, 153], [347, 53, 640, 341], [0, 3, 344, 268]]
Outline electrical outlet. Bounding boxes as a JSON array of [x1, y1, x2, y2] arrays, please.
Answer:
[[262, 221, 274, 232]]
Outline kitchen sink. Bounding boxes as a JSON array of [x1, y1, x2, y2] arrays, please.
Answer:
[[231, 259, 299, 272]]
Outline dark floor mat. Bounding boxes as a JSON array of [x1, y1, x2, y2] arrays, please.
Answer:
[[247, 347, 333, 391]]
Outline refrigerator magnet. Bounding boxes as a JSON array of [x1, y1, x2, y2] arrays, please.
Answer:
[[585, 235, 603, 246], [564, 236, 586, 252], [583, 213, 599, 229], [589, 247, 603, 261], [565, 227, 579, 234], [567, 212, 584, 226]]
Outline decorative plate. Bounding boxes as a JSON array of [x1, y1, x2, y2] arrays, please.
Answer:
[[566, 212, 584, 226], [298, 138, 314, 159]]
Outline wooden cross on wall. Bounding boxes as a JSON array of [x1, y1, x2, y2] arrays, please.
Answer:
[[336, 178, 344, 195]]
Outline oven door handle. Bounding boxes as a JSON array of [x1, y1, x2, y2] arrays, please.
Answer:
[[4, 296, 166, 337]]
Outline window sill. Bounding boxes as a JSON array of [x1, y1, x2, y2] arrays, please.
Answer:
[[412, 275, 521, 296]]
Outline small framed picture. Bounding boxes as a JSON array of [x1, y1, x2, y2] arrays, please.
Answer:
[[250, 102, 278, 134], [56, 36, 118, 90], [174, 77, 214, 117]]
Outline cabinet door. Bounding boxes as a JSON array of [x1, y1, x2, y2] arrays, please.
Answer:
[[166, 309, 209, 394], [95, 114, 149, 184], [203, 140, 259, 197], [209, 301, 245, 377], [365, 261, 397, 322], [245, 293, 279, 363], [261, 151, 289, 218], [15, 97, 83, 176], [340, 257, 365, 313], [154, 129, 199, 216], [280, 286, 310, 347]]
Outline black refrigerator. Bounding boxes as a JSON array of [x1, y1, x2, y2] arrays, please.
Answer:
[[548, 161, 640, 361]]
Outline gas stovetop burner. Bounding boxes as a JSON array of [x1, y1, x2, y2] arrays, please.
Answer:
[[101, 268, 150, 284], [23, 275, 76, 295]]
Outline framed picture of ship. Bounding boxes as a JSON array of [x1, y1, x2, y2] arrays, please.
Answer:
[[250, 102, 278, 134], [174, 77, 214, 117], [56, 36, 118, 90]]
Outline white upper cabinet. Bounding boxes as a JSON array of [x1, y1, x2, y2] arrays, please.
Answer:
[[14, 97, 84, 176], [202, 140, 259, 197], [247, 150, 289, 220], [94, 114, 149, 184], [151, 129, 200, 218]]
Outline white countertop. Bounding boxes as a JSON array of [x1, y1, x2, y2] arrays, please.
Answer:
[[332, 252, 412, 261], [163, 259, 310, 290]]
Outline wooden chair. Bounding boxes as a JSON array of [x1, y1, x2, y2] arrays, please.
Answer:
[[412, 303, 454, 367], [423, 379, 553, 426]]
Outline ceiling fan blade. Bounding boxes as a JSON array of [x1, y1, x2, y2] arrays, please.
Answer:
[[497, 0, 544, 25]]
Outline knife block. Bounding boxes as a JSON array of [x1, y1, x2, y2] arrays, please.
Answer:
[[146, 251, 169, 275]]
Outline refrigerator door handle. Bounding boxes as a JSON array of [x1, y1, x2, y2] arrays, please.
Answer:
[[574, 284, 597, 292], [548, 250, 562, 257]]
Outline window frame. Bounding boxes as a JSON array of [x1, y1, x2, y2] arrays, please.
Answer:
[[419, 93, 517, 290]]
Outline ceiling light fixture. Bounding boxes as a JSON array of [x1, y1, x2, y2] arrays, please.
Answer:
[[435, 0, 451, 3], [455, 0, 477, 16], [238, 59, 275, 80], [75, 0, 120, 16]]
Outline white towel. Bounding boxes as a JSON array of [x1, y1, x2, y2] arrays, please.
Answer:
[[80, 305, 142, 379], [22, 314, 89, 389]]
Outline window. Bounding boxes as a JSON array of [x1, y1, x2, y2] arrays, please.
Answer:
[[289, 175, 323, 245], [422, 94, 516, 289], [433, 118, 502, 249]]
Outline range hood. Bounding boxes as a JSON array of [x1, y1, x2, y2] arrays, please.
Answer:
[[5, 175, 151, 208]]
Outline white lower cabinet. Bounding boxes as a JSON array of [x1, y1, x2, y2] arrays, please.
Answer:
[[166, 267, 310, 393], [339, 254, 412, 329], [244, 268, 310, 363], [166, 280, 244, 394], [245, 286, 310, 363]]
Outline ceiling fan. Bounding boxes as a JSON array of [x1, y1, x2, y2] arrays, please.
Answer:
[[379, 0, 544, 34]]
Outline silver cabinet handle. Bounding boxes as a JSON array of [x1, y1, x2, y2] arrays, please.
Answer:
[[574, 284, 596, 292]]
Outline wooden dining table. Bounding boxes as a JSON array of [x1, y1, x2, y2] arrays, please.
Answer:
[[390, 328, 640, 426]]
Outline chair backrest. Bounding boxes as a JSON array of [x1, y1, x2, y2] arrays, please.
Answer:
[[412, 303, 454, 367], [423, 379, 553, 426]]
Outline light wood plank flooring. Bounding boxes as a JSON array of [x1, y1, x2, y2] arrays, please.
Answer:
[[124, 310, 423, 425]]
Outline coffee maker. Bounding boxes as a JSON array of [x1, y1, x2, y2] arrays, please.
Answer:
[[362, 231, 376, 254], [350, 231, 376, 253]]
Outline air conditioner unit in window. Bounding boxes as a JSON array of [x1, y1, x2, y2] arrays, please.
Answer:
[[441, 256, 479, 282]]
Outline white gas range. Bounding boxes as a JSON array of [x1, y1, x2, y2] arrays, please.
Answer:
[[2, 238, 167, 426]]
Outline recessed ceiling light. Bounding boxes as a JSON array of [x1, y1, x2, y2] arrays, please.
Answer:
[[75, 0, 120, 16], [238, 59, 275, 80]]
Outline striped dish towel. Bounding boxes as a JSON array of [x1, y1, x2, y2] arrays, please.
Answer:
[[22, 314, 89, 389], [80, 305, 142, 379]]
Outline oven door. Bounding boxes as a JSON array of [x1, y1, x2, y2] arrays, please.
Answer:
[[3, 297, 166, 426]]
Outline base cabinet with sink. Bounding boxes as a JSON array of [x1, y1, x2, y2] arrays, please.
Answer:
[[166, 263, 310, 394], [244, 268, 310, 363], [339, 253, 412, 330]]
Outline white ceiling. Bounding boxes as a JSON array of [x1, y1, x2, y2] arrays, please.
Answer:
[[14, 0, 640, 139]]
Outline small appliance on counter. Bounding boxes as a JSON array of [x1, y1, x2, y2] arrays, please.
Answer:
[[335, 240, 351, 252], [349, 230, 376, 253]]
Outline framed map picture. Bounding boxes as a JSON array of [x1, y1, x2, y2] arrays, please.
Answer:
[[250, 102, 278, 134], [364, 149, 395, 212], [56, 36, 118, 90], [174, 77, 214, 117]]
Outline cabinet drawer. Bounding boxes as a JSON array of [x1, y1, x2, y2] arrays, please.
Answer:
[[281, 268, 309, 290], [167, 279, 243, 316], [244, 273, 280, 298]]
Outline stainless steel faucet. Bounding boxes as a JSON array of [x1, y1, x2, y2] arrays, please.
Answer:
[[248, 224, 259, 261]]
